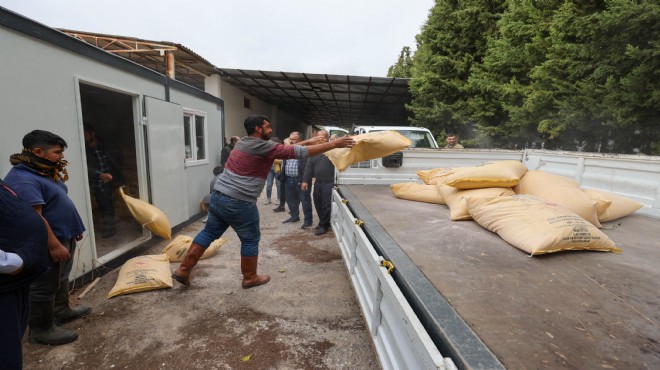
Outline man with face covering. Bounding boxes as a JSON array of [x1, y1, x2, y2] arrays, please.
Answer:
[[172, 115, 354, 288], [4, 130, 90, 346]]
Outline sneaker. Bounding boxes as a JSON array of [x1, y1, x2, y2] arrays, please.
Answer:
[[264, 198, 271, 205], [301, 222, 313, 229], [283, 217, 300, 223], [315, 227, 329, 236], [273, 206, 286, 213]]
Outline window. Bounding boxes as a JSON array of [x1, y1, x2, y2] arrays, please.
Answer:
[[183, 109, 208, 164], [244, 97, 251, 109]]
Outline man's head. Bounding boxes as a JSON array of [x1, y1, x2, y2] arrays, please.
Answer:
[[446, 133, 458, 147], [329, 134, 338, 141], [22, 130, 68, 163], [316, 130, 329, 142], [83, 124, 97, 147], [288, 131, 302, 145], [244, 115, 272, 140]]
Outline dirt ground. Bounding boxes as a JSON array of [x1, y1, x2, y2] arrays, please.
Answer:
[[22, 194, 379, 370]]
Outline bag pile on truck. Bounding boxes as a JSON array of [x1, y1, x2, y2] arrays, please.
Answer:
[[390, 160, 642, 255]]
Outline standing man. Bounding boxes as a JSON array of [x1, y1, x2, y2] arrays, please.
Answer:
[[4, 130, 90, 345], [84, 124, 125, 238], [445, 133, 464, 149], [281, 131, 314, 229], [172, 115, 354, 288], [301, 130, 336, 235], [0, 178, 50, 370], [220, 136, 240, 169]]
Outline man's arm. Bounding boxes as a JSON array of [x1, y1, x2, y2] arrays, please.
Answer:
[[0, 249, 24, 275], [297, 136, 325, 146], [32, 205, 70, 262], [301, 158, 314, 191], [305, 136, 354, 157]]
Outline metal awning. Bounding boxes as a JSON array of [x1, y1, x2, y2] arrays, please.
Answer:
[[59, 29, 412, 128], [216, 69, 411, 127]]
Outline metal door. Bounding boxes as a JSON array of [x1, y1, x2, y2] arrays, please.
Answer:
[[144, 96, 188, 227]]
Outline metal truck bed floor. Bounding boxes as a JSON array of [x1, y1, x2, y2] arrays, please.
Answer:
[[346, 184, 659, 370]]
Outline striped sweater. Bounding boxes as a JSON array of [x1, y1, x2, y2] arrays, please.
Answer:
[[214, 136, 309, 202]]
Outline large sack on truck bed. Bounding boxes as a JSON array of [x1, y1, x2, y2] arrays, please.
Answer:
[[416, 167, 460, 185], [513, 171, 604, 227], [582, 188, 643, 222], [107, 254, 173, 298], [161, 235, 227, 262], [444, 160, 527, 189], [437, 184, 514, 220], [391, 182, 445, 204], [466, 195, 620, 255], [325, 131, 412, 171]]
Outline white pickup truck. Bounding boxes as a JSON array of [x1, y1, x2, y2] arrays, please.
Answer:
[[330, 148, 660, 370]]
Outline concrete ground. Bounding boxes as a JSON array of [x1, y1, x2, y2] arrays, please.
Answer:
[[22, 193, 379, 370]]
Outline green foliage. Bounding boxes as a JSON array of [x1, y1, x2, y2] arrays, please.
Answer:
[[387, 46, 414, 78], [401, 0, 660, 154]]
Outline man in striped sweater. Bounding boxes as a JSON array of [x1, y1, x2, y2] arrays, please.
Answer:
[[172, 115, 354, 288]]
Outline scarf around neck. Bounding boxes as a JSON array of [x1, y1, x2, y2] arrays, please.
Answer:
[[9, 148, 69, 182]]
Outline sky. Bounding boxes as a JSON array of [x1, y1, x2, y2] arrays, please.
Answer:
[[1, 0, 434, 77]]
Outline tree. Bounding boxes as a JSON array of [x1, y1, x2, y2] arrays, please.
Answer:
[[387, 46, 414, 78]]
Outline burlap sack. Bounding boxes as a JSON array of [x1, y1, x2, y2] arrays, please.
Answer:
[[466, 195, 619, 255], [437, 184, 514, 220], [513, 171, 603, 227], [416, 167, 460, 185], [324, 131, 412, 171], [391, 182, 445, 205], [161, 235, 227, 262], [120, 187, 171, 239], [107, 254, 173, 298], [583, 189, 643, 222], [444, 160, 527, 189]]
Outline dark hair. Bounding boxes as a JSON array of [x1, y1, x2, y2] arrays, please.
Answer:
[[22, 130, 68, 150], [243, 115, 269, 135], [270, 136, 282, 144], [446, 133, 457, 138], [213, 166, 223, 176], [83, 124, 95, 133]]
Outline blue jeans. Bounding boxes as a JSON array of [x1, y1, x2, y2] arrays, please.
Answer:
[[193, 192, 260, 257], [265, 169, 280, 201], [285, 177, 312, 223]]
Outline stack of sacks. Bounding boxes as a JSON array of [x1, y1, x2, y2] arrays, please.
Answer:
[[325, 131, 412, 171]]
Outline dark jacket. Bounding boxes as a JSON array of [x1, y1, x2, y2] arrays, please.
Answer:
[[0, 180, 49, 293], [86, 139, 125, 188]]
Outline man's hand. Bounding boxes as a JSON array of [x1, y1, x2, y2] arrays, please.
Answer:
[[49, 243, 71, 263], [299, 136, 325, 146], [99, 173, 113, 183], [332, 136, 355, 149], [301, 183, 309, 191]]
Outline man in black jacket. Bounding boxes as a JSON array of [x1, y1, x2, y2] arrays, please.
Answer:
[[0, 178, 50, 369], [301, 130, 336, 235], [84, 125, 125, 238]]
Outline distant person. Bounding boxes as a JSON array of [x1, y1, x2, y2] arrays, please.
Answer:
[[264, 137, 283, 205], [0, 178, 50, 370], [83, 124, 125, 238], [172, 115, 354, 288], [301, 130, 336, 235], [329, 133, 338, 141], [220, 136, 240, 169], [445, 133, 464, 149], [201, 166, 224, 223], [4, 130, 90, 345], [281, 132, 313, 228]]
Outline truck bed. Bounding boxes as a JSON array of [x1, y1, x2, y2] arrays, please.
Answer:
[[346, 184, 659, 370]]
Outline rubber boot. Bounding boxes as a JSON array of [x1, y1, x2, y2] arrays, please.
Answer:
[[241, 256, 270, 289], [29, 300, 78, 345], [54, 280, 92, 325], [172, 243, 207, 286]]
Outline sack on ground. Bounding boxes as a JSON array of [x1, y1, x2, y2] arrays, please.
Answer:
[[161, 235, 226, 262], [391, 182, 445, 205], [444, 160, 527, 189], [107, 254, 173, 298], [416, 167, 460, 185], [325, 131, 412, 171], [582, 189, 643, 222], [120, 187, 171, 239], [437, 185, 514, 220], [513, 171, 603, 227], [466, 195, 619, 255]]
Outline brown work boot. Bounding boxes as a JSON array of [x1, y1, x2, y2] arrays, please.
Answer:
[[172, 243, 207, 286], [241, 255, 270, 289]]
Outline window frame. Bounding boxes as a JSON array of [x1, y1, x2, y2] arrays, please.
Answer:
[[183, 108, 209, 166]]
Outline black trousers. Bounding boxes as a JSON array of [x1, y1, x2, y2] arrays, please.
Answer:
[[313, 181, 334, 228], [0, 285, 29, 370], [30, 238, 76, 302]]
